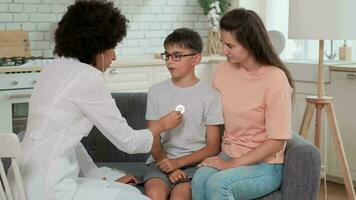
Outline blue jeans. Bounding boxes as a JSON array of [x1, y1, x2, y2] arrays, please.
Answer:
[[192, 153, 283, 200]]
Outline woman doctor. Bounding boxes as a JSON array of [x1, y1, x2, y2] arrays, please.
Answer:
[[9, 0, 182, 200]]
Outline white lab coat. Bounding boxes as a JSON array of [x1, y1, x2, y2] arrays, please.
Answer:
[[9, 58, 152, 200]]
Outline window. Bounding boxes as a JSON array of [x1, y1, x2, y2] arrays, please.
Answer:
[[238, 0, 355, 61]]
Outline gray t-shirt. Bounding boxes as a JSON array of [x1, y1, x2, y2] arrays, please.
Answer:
[[145, 79, 224, 164]]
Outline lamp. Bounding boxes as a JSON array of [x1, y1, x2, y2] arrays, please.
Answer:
[[289, 0, 356, 198]]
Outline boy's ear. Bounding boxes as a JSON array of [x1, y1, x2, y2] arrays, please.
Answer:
[[193, 53, 202, 65]]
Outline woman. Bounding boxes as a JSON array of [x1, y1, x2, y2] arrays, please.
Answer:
[[8, 1, 182, 200], [192, 8, 294, 200]]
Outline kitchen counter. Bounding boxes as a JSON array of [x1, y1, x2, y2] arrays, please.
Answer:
[[283, 59, 356, 82], [0, 56, 226, 73], [2, 57, 355, 74], [0, 66, 42, 73], [109, 55, 226, 68], [330, 63, 356, 72]]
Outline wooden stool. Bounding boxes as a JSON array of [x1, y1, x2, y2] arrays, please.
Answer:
[[299, 96, 356, 199]]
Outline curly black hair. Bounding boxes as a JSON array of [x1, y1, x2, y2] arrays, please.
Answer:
[[54, 0, 128, 65]]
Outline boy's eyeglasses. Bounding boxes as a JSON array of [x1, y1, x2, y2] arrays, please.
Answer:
[[160, 52, 197, 61]]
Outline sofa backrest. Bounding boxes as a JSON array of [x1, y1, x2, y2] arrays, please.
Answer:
[[82, 92, 320, 169], [81, 92, 149, 162]]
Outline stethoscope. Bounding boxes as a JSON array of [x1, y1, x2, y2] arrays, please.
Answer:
[[101, 54, 105, 73]]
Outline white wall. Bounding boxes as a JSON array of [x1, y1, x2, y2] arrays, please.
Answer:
[[0, 0, 210, 58], [238, 0, 266, 23], [229, 0, 238, 10]]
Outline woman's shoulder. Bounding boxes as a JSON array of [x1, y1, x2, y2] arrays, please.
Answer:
[[214, 61, 235, 76], [215, 60, 232, 69], [263, 66, 292, 92], [264, 66, 289, 81], [44, 58, 101, 83], [60, 59, 105, 89]]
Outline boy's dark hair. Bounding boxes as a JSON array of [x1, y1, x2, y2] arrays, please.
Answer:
[[54, 0, 128, 65], [164, 28, 203, 53]]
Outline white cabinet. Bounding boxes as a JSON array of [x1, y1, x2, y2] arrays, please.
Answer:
[[292, 69, 356, 182], [104, 59, 218, 92], [328, 71, 356, 181], [105, 66, 155, 92]]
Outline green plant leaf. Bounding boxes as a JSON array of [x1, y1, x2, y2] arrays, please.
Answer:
[[197, 0, 230, 15]]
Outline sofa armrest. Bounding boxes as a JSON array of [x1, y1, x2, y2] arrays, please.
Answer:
[[281, 133, 321, 200]]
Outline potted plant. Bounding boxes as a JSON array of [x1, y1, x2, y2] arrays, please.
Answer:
[[198, 0, 230, 55]]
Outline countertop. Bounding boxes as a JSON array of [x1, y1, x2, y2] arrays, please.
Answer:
[[0, 65, 42, 73], [330, 63, 356, 72], [1, 56, 355, 73], [0, 56, 226, 73], [109, 55, 225, 68]]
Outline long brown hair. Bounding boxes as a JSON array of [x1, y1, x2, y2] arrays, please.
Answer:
[[219, 8, 295, 91]]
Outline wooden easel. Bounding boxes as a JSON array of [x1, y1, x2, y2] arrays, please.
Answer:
[[299, 40, 356, 200]]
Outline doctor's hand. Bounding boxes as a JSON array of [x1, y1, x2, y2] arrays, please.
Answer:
[[158, 111, 183, 131], [115, 174, 138, 185], [149, 111, 182, 137]]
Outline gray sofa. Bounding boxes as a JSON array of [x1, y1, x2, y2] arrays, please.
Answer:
[[81, 92, 321, 200]]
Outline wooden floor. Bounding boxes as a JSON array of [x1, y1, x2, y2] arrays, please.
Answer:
[[318, 180, 356, 200]]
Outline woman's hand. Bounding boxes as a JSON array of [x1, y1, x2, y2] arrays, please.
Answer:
[[198, 156, 231, 170], [115, 174, 138, 184], [168, 169, 187, 183], [157, 158, 179, 173]]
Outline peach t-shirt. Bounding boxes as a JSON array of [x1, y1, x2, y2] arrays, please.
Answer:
[[213, 61, 293, 163]]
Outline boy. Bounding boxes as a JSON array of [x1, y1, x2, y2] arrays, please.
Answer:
[[143, 28, 224, 200]]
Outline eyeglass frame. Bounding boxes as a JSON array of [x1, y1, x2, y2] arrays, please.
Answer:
[[160, 52, 197, 61]]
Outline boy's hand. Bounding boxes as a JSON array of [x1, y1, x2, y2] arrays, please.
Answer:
[[168, 169, 187, 183], [158, 111, 183, 131], [157, 158, 179, 173], [115, 174, 138, 185]]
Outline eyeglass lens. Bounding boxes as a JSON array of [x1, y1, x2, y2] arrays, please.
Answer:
[[161, 53, 182, 61]]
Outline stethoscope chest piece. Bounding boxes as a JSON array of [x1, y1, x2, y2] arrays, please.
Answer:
[[175, 104, 185, 114]]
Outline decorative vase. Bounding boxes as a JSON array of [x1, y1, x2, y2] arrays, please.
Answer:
[[207, 28, 223, 56]]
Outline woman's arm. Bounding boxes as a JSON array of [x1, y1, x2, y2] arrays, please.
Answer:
[[202, 139, 286, 170], [228, 139, 286, 167]]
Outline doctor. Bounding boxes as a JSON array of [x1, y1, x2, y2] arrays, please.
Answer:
[[8, 0, 182, 200]]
